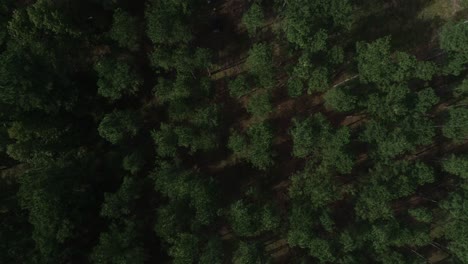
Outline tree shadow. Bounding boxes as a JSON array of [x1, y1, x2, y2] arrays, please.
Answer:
[[352, 0, 445, 52]]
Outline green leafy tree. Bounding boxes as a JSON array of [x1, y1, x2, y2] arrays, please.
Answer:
[[307, 67, 329, 93], [242, 2, 264, 36], [91, 222, 147, 264], [247, 92, 272, 118], [169, 233, 199, 264], [246, 122, 275, 170], [356, 37, 436, 85], [95, 58, 141, 101], [228, 132, 248, 156], [415, 88, 439, 113], [356, 37, 394, 85], [440, 21, 468, 53], [360, 117, 435, 160], [110, 8, 141, 51], [229, 75, 250, 98], [232, 241, 267, 264], [440, 189, 468, 262], [443, 154, 468, 179], [0, 176, 35, 263], [122, 152, 145, 175], [199, 238, 223, 264], [98, 110, 139, 144], [289, 163, 339, 209], [454, 79, 468, 98], [154, 76, 190, 104], [246, 43, 275, 88], [228, 122, 274, 170], [151, 123, 178, 158], [100, 177, 141, 220], [18, 160, 99, 263], [356, 162, 434, 221], [145, 0, 192, 45], [290, 114, 353, 173], [283, 0, 352, 50], [153, 162, 218, 225], [229, 199, 280, 237], [408, 208, 433, 223], [174, 125, 218, 153], [287, 76, 304, 97], [307, 238, 336, 263], [443, 107, 468, 142], [327, 45, 345, 65], [324, 86, 357, 112]]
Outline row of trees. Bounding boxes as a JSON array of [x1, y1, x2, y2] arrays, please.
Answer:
[[280, 0, 468, 261], [0, 0, 466, 263]]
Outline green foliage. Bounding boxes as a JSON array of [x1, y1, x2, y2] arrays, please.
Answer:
[[290, 114, 353, 173], [229, 122, 275, 170], [408, 208, 432, 223], [95, 58, 141, 100], [324, 86, 357, 112], [145, 0, 192, 45], [174, 125, 218, 153], [289, 164, 339, 209], [110, 8, 140, 51], [360, 117, 435, 160], [247, 92, 272, 117], [0, 176, 35, 263], [91, 222, 147, 264], [246, 122, 275, 169], [307, 67, 329, 93], [287, 76, 304, 97], [1, 1, 466, 263], [356, 37, 393, 85], [229, 199, 280, 237], [440, 189, 468, 262], [355, 162, 434, 221], [246, 43, 275, 88], [327, 45, 345, 65], [154, 76, 190, 103], [229, 75, 251, 98], [169, 233, 199, 264], [153, 162, 218, 225], [440, 21, 468, 53], [283, 0, 352, 50], [443, 154, 468, 179], [151, 46, 212, 72], [227, 132, 248, 156], [415, 88, 439, 113], [288, 203, 336, 263], [151, 123, 178, 158], [18, 160, 98, 262], [122, 152, 145, 175], [25, 0, 80, 37], [307, 238, 336, 263], [100, 177, 141, 219], [443, 107, 468, 142], [454, 79, 468, 98], [439, 22, 468, 75], [98, 110, 139, 144], [199, 238, 223, 264], [0, 45, 77, 113], [232, 242, 266, 264], [242, 2, 264, 36], [356, 37, 437, 85]]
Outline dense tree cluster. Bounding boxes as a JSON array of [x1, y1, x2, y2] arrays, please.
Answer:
[[0, 0, 466, 263]]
